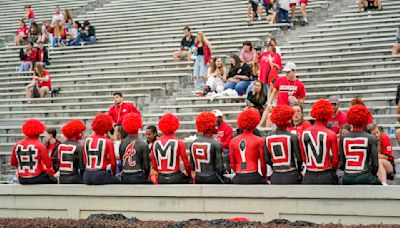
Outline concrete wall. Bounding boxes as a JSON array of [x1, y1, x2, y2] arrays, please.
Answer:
[[0, 185, 399, 225]]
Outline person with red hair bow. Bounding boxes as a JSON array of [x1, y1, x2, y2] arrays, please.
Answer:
[[266, 105, 303, 184], [190, 112, 226, 184], [151, 113, 191, 184], [10, 119, 57, 184], [229, 109, 267, 184], [56, 119, 86, 184], [300, 99, 339, 184], [120, 113, 151, 184], [82, 113, 119, 185], [340, 105, 380, 185]]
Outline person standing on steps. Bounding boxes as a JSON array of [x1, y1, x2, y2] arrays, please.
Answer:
[[192, 32, 212, 91], [108, 91, 141, 134]]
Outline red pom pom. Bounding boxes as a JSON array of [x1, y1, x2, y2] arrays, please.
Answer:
[[311, 99, 333, 121], [196, 112, 217, 133], [62, 119, 86, 140], [237, 109, 260, 130], [158, 113, 180, 135], [21, 119, 45, 137], [122, 113, 142, 134], [91, 113, 113, 135], [271, 105, 295, 128], [347, 105, 371, 128]]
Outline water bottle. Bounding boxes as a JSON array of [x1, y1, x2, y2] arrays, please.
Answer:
[[389, 125, 395, 136], [12, 176, 18, 184]]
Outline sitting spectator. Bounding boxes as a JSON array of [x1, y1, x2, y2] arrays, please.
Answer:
[[349, 97, 373, 124], [358, 0, 381, 12], [327, 95, 347, 135], [277, 0, 291, 28], [51, 6, 65, 26], [63, 9, 74, 31], [246, 47, 262, 93], [367, 124, 395, 186], [224, 54, 252, 96], [173, 26, 195, 62], [192, 32, 212, 90], [38, 20, 51, 44], [213, 110, 233, 173], [259, 41, 282, 88], [52, 21, 67, 47], [339, 124, 352, 137], [287, 103, 312, 138], [28, 21, 40, 44], [267, 62, 306, 107], [108, 91, 141, 128], [246, 80, 267, 115], [392, 26, 400, 60], [79, 20, 96, 45], [36, 41, 50, 67], [240, 41, 256, 65], [67, 21, 81, 46], [266, 36, 281, 56], [44, 127, 61, 172], [18, 42, 36, 76], [146, 125, 159, 151], [201, 57, 227, 96], [248, 0, 259, 23], [25, 64, 51, 102], [15, 20, 28, 46], [23, 5, 36, 27]]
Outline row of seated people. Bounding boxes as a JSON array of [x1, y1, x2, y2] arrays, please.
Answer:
[[10, 99, 397, 185], [16, 5, 96, 47]]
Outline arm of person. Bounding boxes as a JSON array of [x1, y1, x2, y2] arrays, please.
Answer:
[[292, 135, 303, 171], [229, 141, 236, 173], [339, 137, 345, 171], [267, 88, 278, 106], [234, 75, 250, 80], [264, 139, 273, 167], [178, 140, 191, 176], [141, 142, 151, 176], [259, 140, 267, 178], [78, 144, 85, 175], [215, 141, 225, 175], [189, 143, 196, 177], [221, 67, 228, 82], [221, 126, 233, 149], [40, 144, 55, 175], [298, 83, 306, 105], [330, 133, 339, 170], [107, 139, 117, 175], [370, 137, 379, 175], [150, 144, 159, 173], [36, 75, 49, 82], [10, 144, 18, 168]]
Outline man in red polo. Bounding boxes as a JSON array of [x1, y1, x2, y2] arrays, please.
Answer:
[[108, 91, 141, 127]]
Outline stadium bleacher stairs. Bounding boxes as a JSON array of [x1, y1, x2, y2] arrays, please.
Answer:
[[0, 0, 399, 183]]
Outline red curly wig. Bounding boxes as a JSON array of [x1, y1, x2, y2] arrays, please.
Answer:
[[91, 113, 113, 135], [62, 119, 86, 140], [158, 113, 180, 135], [347, 105, 371, 128], [22, 119, 46, 137], [271, 105, 295, 128], [122, 113, 142, 134], [196, 112, 217, 133], [237, 108, 260, 130], [311, 99, 333, 121]]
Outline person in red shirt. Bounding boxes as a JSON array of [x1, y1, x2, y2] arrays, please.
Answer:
[[10, 119, 57, 184], [229, 108, 266, 184], [36, 41, 49, 66], [300, 99, 339, 184], [287, 103, 312, 139], [267, 62, 306, 107], [212, 110, 233, 173], [258, 41, 282, 87], [18, 42, 36, 76], [266, 105, 303, 184], [25, 64, 51, 102], [44, 127, 61, 172], [367, 124, 395, 186], [23, 5, 36, 27], [151, 113, 191, 184], [15, 20, 28, 46], [108, 92, 141, 128], [340, 105, 380, 185], [83, 113, 120, 185], [327, 96, 347, 135]]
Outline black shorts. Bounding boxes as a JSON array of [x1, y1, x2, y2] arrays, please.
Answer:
[[270, 170, 302, 184], [19, 172, 57, 185], [233, 172, 265, 185], [83, 170, 120, 185], [158, 171, 192, 184], [264, 3, 273, 15], [60, 174, 83, 184], [249, 0, 259, 13], [195, 172, 225, 184], [342, 170, 381, 185], [302, 169, 338, 185], [121, 171, 150, 184]]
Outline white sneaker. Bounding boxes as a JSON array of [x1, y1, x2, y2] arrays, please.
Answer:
[[382, 182, 388, 186]]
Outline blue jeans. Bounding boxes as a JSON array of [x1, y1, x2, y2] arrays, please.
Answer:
[[278, 7, 291, 26], [193, 55, 207, 90], [19, 62, 32, 76], [224, 80, 251, 95]]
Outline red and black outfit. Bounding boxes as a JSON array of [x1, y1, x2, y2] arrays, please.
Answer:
[[82, 134, 119, 185], [300, 122, 339, 184], [229, 130, 267, 184], [56, 140, 85, 184], [151, 134, 191, 184], [45, 138, 61, 171], [36, 47, 49, 66], [339, 131, 380, 185], [265, 129, 303, 184], [108, 102, 141, 126], [258, 51, 282, 86], [287, 120, 312, 139], [10, 137, 57, 184]]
